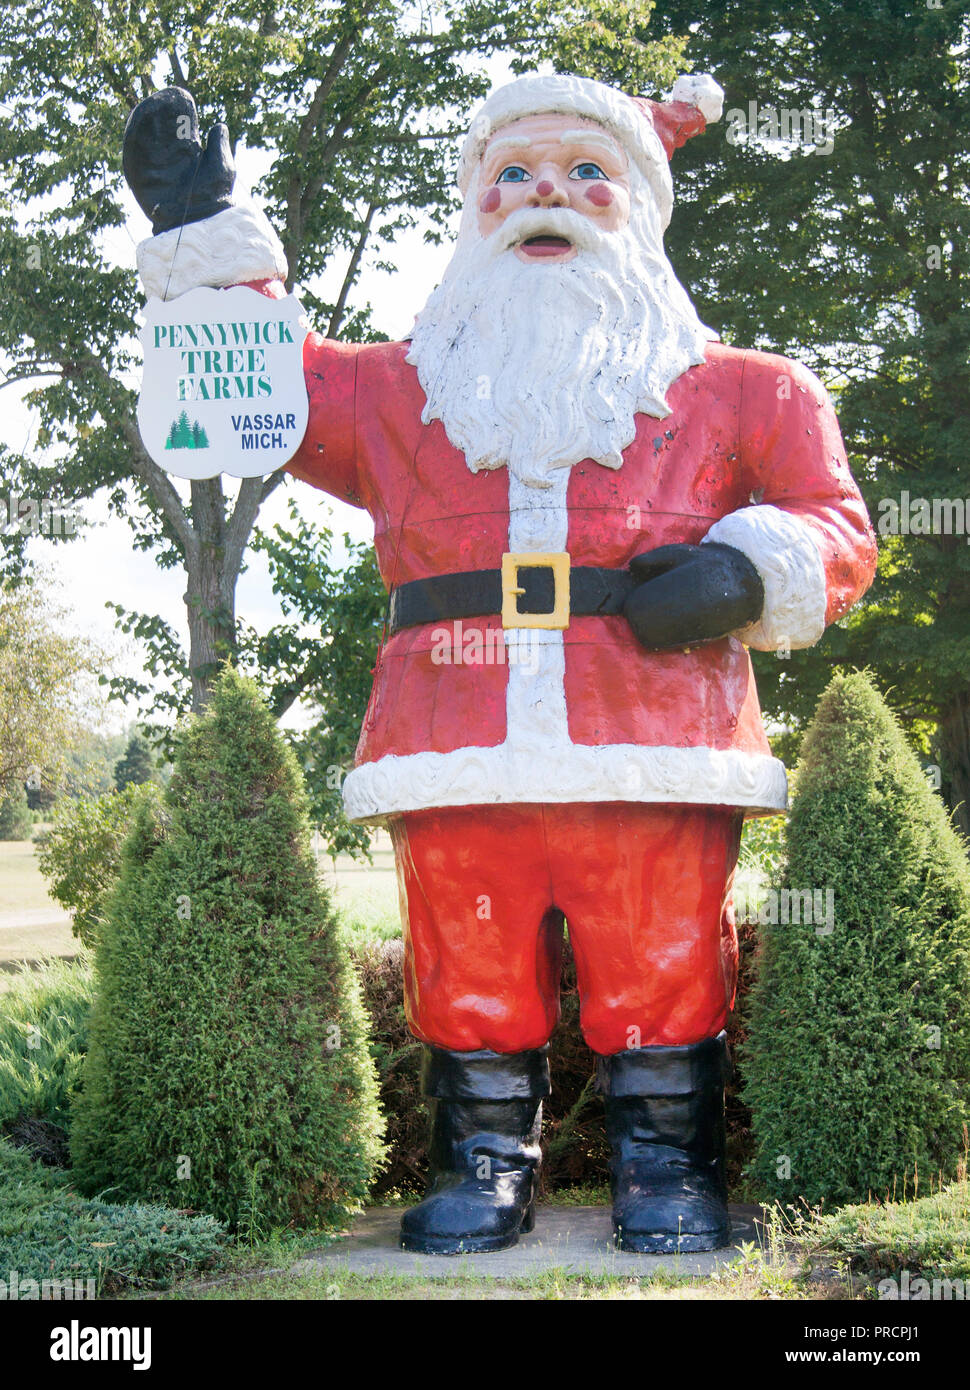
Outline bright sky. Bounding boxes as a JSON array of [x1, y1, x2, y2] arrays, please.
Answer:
[[10, 55, 520, 730]]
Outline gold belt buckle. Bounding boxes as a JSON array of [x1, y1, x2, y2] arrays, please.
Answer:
[[501, 552, 571, 630]]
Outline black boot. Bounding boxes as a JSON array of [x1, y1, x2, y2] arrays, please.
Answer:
[[399, 1045, 550, 1255], [597, 1033, 731, 1254]]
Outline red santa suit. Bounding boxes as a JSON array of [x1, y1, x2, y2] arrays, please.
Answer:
[[136, 80, 876, 1059], [264, 298, 876, 1052]]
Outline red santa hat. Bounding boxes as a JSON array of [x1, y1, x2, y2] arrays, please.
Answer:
[[458, 72, 723, 230]]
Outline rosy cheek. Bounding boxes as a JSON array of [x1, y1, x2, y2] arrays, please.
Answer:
[[480, 186, 501, 215], [584, 183, 613, 209]]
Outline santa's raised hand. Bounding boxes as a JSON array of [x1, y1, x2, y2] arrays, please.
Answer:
[[123, 88, 235, 237]]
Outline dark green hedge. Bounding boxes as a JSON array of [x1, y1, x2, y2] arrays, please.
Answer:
[[743, 671, 970, 1206], [71, 667, 385, 1230]]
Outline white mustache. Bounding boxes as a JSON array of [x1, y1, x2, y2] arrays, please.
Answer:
[[490, 205, 606, 257]]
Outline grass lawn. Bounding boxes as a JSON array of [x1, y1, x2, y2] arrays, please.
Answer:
[[0, 830, 402, 988], [318, 828, 401, 938], [0, 838, 63, 915], [156, 1268, 819, 1301], [0, 839, 76, 981]]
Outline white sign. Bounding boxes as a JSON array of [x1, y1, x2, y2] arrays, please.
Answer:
[[137, 285, 309, 480]]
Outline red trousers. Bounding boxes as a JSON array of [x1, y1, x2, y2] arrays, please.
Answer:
[[389, 802, 743, 1056]]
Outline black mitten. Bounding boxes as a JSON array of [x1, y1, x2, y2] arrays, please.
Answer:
[[623, 542, 764, 651], [123, 87, 235, 235]]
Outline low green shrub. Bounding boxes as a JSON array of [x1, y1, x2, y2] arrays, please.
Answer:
[[0, 956, 94, 1136], [38, 783, 161, 949], [801, 1177, 970, 1285], [0, 1139, 226, 1295]]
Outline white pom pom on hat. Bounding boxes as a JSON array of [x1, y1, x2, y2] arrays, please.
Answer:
[[669, 74, 725, 125], [459, 72, 724, 230]]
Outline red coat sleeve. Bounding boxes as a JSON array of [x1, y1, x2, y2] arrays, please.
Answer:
[[703, 349, 877, 651], [241, 278, 362, 509]]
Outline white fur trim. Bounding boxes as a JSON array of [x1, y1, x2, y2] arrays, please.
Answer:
[[459, 74, 674, 227], [670, 75, 724, 124], [136, 203, 287, 301], [342, 743, 788, 823], [703, 504, 828, 651]]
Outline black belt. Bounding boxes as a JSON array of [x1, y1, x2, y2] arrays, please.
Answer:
[[388, 560, 636, 636]]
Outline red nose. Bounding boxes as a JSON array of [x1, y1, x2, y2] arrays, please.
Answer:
[[535, 180, 554, 197]]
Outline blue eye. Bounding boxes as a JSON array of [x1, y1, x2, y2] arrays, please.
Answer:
[[497, 166, 530, 183], [569, 162, 608, 181]]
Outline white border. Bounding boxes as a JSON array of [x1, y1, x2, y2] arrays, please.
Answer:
[[342, 742, 788, 823]]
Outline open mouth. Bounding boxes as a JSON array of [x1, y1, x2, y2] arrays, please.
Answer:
[[518, 234, 573, 258]]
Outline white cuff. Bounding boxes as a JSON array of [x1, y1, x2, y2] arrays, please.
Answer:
[[136, 203, 288, 301], [703, 504, 827, 651]]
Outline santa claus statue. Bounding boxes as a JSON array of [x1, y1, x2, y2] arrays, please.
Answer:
[[124, 72, 876, 1254]]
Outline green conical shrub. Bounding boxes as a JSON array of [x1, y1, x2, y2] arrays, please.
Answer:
[[743, 671, 970, 1207], [71, 667, 384, 1229]]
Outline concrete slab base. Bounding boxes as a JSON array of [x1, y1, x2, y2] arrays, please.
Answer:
[[292, 1204, 768, 1280]]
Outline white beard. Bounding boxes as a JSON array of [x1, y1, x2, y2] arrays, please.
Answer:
[[406, 174, 717, 489]]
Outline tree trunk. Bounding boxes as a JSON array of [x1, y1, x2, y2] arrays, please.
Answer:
[[938, 687, 970, 844], [184, 477, 236, 713]]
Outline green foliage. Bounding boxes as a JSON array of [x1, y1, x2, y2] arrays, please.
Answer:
[[71, 666, 385, 1229], [743, 671, 970, 1207], [38, 782, 160, 948], [0, 1139, 225, 1295], [538, 0, 688, 91], [113, 730, 156, 790], [244, 502, 386, 857], [0, 575, 103, 795], [0, 781, 32, 839], [0, 955, 94, 1133], [60, 725, 129, 798], [738, 812, 786, 883], [647, 0, 970, 831], [801, 1179, 970, 1286]]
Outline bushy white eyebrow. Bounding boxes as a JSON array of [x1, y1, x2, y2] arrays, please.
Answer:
[[559, 129, 622, 158], [487, 135, 532, 154]]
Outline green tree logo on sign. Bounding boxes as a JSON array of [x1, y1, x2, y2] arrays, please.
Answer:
[[165, 411, 210, 450]]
